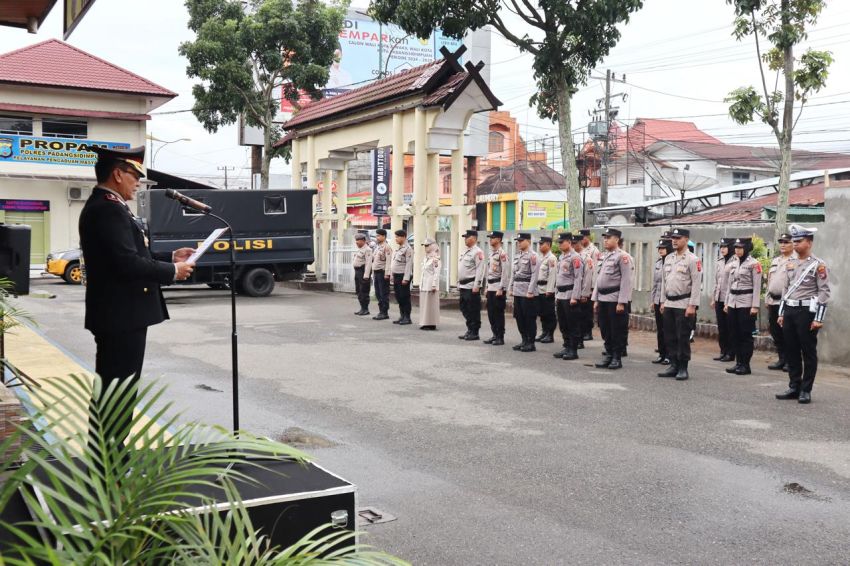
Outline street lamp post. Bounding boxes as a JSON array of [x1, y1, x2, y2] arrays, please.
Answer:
[[147, 134, 191, 169]]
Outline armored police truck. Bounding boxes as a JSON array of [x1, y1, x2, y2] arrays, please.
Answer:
[[136, 189, 316, 297]]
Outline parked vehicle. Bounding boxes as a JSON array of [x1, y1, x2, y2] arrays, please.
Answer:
[[137, 189, 317, 297], [45, 248, 83, 284]]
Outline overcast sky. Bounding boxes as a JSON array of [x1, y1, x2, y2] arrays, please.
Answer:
[[2, 0, 848, 186]]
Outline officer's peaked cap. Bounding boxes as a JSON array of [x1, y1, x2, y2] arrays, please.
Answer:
[[93, 145, 146, 177]]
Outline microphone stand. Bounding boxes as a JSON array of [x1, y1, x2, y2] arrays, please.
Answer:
[[204, 211, 240, 434]]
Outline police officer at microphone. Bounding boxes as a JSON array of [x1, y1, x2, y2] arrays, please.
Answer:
[[775, 224, 830, 404], [80, 146, 194, 449]]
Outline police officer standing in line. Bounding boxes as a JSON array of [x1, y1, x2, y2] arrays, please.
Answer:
[[776, 225, 830, 404], [710, 238, 736, 362], [657, 228, 702, 381], [579, 229, 600, 342], [370, 228, 393, 320], [534, 236, 558, 344], [352, 233, 373, 315], [80, 146, 194, 449], [483, 231, 511, 346], [591, 228, 632, 370], [390, 229, 413, 325], [508, 233, 539, 352], [553, 233, 585, 360], [572, 234, 594, 349], [651, 238, 672, 365], [766, 233, 795, 370], [457, 229, 486, 341], [724, 238, 762, 375]]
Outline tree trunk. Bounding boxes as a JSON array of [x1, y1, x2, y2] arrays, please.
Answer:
[[775, 9, 795, 244], [555, 75, 582, 230], [261, 128, 272, 190]]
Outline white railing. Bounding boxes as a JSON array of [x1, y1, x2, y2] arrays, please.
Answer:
[[327, 239, 356, 292]]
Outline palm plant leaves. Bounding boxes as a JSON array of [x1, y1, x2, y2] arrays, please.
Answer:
[[0, 375, 406, 565]]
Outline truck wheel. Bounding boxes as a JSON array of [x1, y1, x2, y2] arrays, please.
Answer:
[[240, 268, 275, 297], [63, 262, 83, 285]]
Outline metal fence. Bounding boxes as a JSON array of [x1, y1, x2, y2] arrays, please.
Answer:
[[327, 236, 453, 294]]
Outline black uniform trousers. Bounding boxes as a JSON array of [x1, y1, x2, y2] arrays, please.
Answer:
[[486, 291, 506, 338], [373, 270, 390, 314], [768, 304, 784, 358], [663, 307, 692, 364], [393, 273, 411, 318], [459, 288, 482, 333], [715, 301, 731, 355], [537, 294, 557, 335], [354, 266, 371, 310], [783, 306, 819, 393], [653, 304, 666, 359], [513, 295, 538, 343], [93, 328, 147, 448], [556, 299, 582, 349], [598, 301, 629, 356], [581, 301, 594, 337], [728, 307, 756, 366]]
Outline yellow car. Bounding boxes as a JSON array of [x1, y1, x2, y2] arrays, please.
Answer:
[[45, 248, 83, 284]]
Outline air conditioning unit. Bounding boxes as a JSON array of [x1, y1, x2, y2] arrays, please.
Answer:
[[68, 187, 91, 201]]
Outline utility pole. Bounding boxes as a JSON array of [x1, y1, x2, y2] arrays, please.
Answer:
[[218, 166, 235, 190], [601, 69, 611, 207]]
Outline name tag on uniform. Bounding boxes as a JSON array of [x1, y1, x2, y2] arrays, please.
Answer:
[[677, 265, 686, 273]]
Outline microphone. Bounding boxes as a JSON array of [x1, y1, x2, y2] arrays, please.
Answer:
[[164, 188, 212, 214]]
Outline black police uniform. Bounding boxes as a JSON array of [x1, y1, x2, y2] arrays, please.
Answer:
[[80, 147, 175, 444]]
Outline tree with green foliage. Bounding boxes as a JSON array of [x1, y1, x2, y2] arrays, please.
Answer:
[[724, 0, 833, 245], [180, 0, 347, 189], [368, 0, 643, 230]]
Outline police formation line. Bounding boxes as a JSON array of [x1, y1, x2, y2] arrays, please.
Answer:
[[351, 224, 830, 404]]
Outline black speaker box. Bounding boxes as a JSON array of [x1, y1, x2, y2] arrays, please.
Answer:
[[0, 224, 31, 295]]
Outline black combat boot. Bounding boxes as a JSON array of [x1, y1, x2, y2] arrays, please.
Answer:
[[775, 388, 799, 400], [675, 361, 689, 381], [594, 353, 613, 368], [492, 336, 505, 346], [512, 341, 525, 351], [465, 333, 480, 341], [607, 354, 623, 370], [658, 360, 678, 378], [520, 342, 536, 352], [373, 312, 389, 320], [734, 364, 752, 375], [562, 347, 578, 361], [540, 333, 554, 344], [398, 316, 412, 326], [483, 337, 496, 344], [719, 352, 735, 362], [458, 331, 470, 340], [553, 347, 568, 359], [534, 332, 546, 342]]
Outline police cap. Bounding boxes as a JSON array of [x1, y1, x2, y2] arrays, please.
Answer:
[[93, 145, 146, 177]]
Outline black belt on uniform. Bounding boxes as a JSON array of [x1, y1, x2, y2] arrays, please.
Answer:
[[459, 277, 475, 285], [514, 277, 531, 282], [557, 284, 574, 292], [768, 292, 781, 300], [597, 285, 620, 295], [537, 280, 548, 285], [666, 292, 691, 301], [487, 277, 501, 283], [730, 288, 753, 295], [373, 268, 385, 273]]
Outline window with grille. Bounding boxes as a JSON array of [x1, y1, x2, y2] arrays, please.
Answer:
[[489, 131, 505, 153], [42, 118, 88, 139], [0, 115, 32, 135]]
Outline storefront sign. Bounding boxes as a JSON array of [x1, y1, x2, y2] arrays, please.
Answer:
[[0, 135, 129, 167], [0, 199, 50, 212], [521, 200, 569, 230], [371, 147, 390, 216]]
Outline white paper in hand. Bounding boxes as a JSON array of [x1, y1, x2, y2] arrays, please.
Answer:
[[188, 227, 229, 264]]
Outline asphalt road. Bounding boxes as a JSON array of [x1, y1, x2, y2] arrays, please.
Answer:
[[17, 278, 850, 565]]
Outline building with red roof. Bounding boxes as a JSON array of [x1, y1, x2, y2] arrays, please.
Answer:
[[0, 39, 176, 264]]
